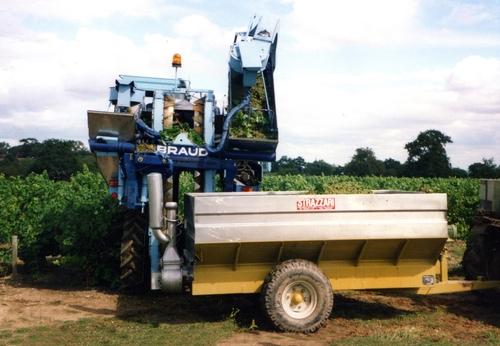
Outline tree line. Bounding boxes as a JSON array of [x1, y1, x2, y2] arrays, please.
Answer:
[[272, 130, 500, 178], [0, 138, 97, 180], [1, 129, 498, 180]]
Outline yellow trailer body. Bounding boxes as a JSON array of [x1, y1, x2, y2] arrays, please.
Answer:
[[183, 191, 488, 295]]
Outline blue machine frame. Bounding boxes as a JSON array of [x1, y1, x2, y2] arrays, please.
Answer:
[[88, 16, 279, 290]]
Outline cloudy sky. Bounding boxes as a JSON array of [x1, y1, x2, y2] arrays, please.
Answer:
[[1, 0, 499, 168]]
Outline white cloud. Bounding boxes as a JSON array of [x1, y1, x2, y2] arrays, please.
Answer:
[[2, 0, 172, 23], [446, 56, 500, 114], [1, 0, 499, 170], [275, 55, 500, 168], [283, 0, 500, 49], [0, 14, 231, 143], [173, 14, 235, 50], [285, 0, 418, 49], [446, 4, 494, 26]]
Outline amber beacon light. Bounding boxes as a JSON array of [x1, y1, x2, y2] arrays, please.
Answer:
[[172, 53, 182, 68]]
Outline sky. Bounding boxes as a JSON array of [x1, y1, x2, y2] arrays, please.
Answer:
[[0, 0, 499, 169]]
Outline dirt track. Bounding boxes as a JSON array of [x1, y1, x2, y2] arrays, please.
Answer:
[[1, 276, 499, 345]]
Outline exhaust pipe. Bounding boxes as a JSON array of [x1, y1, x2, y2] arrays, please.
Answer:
[[146, 173, 182, 292], [161, 201, 182, 292], [147, 173, 170, 243]]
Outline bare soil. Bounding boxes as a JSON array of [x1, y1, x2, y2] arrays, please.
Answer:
[[0, 279, 117, 330], [0, 242, 498, 345], [1, 275, 499, 345]]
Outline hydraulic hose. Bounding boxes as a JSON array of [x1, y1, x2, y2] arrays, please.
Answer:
[[136, 118, 162, 140], [135, 94, 250, 155], [205, 95, 250, 154]]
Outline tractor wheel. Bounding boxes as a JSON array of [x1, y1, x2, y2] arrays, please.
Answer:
[[463, 225, 489, 280], [120, 210, 149, 292], [261, 259, 333, 333], [488, 250, 500, 280], [486, 227, 500, 280], [462, 222, 500, 281]]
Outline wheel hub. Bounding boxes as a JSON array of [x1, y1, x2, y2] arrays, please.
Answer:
[[291, 292, 304, 305], [281, 280, 318, 319]]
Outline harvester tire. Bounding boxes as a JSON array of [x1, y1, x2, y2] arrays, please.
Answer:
[[463, 223, 500, 281], [463, 227, 488, 280], [261, 259, 333, 333], [120, 210, 149, 293]]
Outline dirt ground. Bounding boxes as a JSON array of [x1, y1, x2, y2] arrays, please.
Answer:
[[1, 275, 499, 345]]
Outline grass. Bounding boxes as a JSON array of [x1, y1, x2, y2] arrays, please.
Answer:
[[335, 327, 500, 346], [1, 241, 498, 346], [335, 335, 455, 346], [447, 240, 466, 277], [0, 317, 236, 346]]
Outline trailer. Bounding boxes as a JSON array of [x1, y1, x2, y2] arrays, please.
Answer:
[[180, 191, 498, 331], [87, 16, 500, 333]]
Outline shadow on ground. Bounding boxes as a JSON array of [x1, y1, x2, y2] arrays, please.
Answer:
[[113, 291, 417, 331], [3, 266, 500, 331], [374, 288, 500, 328]]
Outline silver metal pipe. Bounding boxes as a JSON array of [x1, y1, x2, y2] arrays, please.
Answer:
[[160, 201, 182, 292], [165, 201, 178, 243], [153, 228, 170, 244], [147, 173, 169, 244]]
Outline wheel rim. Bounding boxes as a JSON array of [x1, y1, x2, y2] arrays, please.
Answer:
[[281, 280, 318, 319]]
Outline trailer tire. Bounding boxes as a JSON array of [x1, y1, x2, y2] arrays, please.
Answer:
[[261, 259, 333, 333], [120, 210, 149, 293]]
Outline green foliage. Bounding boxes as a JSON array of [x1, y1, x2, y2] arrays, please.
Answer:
[[0, 138, 97, 179], [0, 157, 35, 176], [468, 158, 500, 178], [0, 141, 10, 157], [450, 167, 468, 178], [0, 169, 480, 286], [230, 75, 275, 139], [0, 168, 119, 284], [383, 158, 404, 177], [30, 139, 82, 180], [405, 129, 453, 177], [304, 160, 339, 176], [231, 110, 271, 139], [262, 175, 479, 238], [160, 123, 204, 146], [344, 147, 385, 176], [272, 156, 307, 175]]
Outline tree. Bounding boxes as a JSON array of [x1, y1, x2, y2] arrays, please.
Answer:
[[30, 139, 81, 180], [344, 147, 385, 176], [9, 138, 40, 158], [272, 156, 307, 174], [304, 160, 336, 176], [405, 130, 452, 177], [468, 158, 499, 178], [382, 158, 403, 177], [0, 138, 97, 178], [450, 167, 468, 178], [0, 142, 10, 158]]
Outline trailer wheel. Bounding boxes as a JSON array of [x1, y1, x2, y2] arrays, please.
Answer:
[[261, 259, 333, 333], [120, 210, 149, 292]]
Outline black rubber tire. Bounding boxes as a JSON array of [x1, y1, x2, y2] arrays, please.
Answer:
[[120, 210, 149, 292], [488, 250, 500, 280], [463, 229, 487, 280], [261, 259, 334, 333], [463, 224, 500, 280]]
